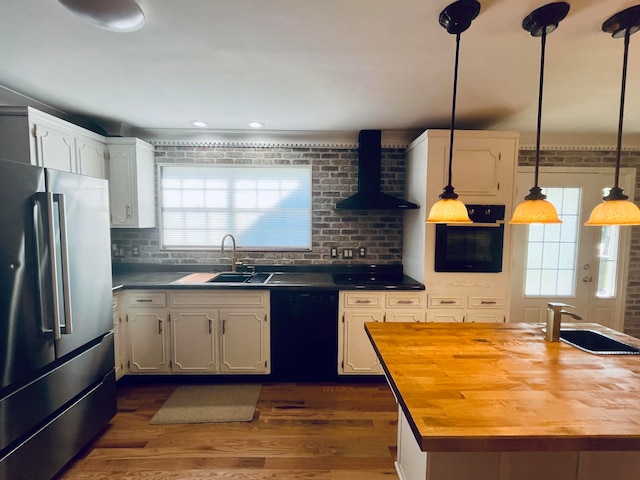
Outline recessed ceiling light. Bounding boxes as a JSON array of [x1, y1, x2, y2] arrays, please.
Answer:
[[247, 121, 265, 129], [190, 121, 208, 128]]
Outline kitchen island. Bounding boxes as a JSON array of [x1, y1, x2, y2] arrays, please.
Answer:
[[365, 322, 640, 480]]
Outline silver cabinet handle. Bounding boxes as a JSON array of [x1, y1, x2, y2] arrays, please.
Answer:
[[136, 298, 153, 303]]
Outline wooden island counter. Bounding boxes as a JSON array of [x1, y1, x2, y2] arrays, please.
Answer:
[[365, 322, 640, 480]]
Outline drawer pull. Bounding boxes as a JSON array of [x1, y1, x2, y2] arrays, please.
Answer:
[[439, 300, 456, 304], [397, 300, 414, 305], [481, 300, 497, 305], [355, 299, 372, 304], [136, 298, 153, 303]]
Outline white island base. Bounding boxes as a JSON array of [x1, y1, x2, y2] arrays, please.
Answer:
[[396, 408, 640, 480]]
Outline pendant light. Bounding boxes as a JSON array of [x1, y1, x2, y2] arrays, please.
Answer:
[[426, 0, 480, 224], [58, 0, 145, 32], [585, 5, 640, 226], [510, 2, 569, 224]]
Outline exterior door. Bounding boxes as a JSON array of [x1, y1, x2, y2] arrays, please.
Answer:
[[510, 167, 634, 331]]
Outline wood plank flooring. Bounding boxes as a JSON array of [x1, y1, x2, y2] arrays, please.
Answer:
[[54, 380, 398, 479]]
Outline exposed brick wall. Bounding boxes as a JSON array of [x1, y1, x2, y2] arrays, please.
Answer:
[[519, 148, 640, 338], [110, 144, 407, 266]]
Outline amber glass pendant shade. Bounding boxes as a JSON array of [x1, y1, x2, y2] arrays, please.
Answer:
[[585, 199, 640, 226], [510, 198, 562, 224], [426, 197, 473, 224]]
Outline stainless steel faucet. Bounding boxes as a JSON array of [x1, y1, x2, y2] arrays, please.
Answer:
[[221, 233, 238, 272], [546, 302, 582, 342]]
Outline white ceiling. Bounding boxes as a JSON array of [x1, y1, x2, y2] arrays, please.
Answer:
[[2, 0, 640, 146]]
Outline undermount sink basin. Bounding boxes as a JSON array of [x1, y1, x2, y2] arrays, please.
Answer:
[[560, 330, 640, 355], [207, 272, 272, 284]]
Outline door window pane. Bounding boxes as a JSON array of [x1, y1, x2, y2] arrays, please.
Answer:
[[524, 187, 580, 297]]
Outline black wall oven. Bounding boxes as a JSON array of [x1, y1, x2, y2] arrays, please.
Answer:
[[434, 205, 505, 273]]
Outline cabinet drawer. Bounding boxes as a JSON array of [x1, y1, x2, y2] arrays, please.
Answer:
[[468, 296, 505, 308], [342, 292, 384, 308], [386, 292, 425, 309], [126, 291, 166, 307], [170, 291, 268, 307], [428, 295, 465, 308]]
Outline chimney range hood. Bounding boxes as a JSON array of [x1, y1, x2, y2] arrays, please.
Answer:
[[335, 130, 418, 210]]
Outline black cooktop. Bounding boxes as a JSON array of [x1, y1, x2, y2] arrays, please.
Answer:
[[331, 272, 406, 287]]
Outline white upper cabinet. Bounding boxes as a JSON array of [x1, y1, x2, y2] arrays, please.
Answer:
[[0, 106, 107, 178], [106, 137, 156, 228]]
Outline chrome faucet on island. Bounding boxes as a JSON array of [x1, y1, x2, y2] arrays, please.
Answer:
[[546, 302, 582, 342], [221, 233, 239, 272]]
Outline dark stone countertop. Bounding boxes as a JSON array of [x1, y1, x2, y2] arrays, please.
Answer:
[[111, 264, 425, 292]]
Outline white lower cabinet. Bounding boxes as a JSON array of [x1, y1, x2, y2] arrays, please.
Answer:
[[427, 294, 506, 324], [170, 309, 218, 373], [338, 291, 426, 375], [112, 292, 129, 380], [121, 290, 270, 375], [220, 309, 270, 373]]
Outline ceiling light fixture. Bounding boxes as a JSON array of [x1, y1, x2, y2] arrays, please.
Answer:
[[58, 0, 145, 33], [190, 121, 208, 128], [510, 2, 569, 225], [585, 5, 640, 226], [426, 0, 480, 224], [247, 121, 265, 129]]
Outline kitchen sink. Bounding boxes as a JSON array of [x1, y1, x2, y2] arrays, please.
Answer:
[[560, 330, 640, 355], [207, 272, 272, 284]]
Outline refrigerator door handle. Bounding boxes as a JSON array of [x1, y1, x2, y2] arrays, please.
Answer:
[[33, 193, 54, 336], [41, 192, 73, 339], [54, 193, 73, 335]]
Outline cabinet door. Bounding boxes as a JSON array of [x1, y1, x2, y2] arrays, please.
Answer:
[[127, 308, 170, 373], [219, 309, 269, 373], [32, 120, 76, 172], [426, 310, 466, 323], [466, 310, 506, 323], [76, 136, 106, 178], [112, 294, 129, 380], [386, 311, 425, 322], [107, 140, 156, 228], [341, 310, 383, 374], [171, 309, 218, 373]]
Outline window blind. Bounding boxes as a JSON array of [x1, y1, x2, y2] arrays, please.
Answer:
[[160, 165, 312, 250]]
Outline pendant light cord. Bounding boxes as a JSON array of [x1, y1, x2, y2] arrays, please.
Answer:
[[613, 29, 630, 193], [533, 29, 547, 191], [446, 32, 462, 193]]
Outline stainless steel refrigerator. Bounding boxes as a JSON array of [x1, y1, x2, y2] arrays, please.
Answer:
[[0, 158, 116, 480]]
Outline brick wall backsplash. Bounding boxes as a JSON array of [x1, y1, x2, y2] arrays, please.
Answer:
[[110, 143, 640, 337], [110, 144, 407, 266]]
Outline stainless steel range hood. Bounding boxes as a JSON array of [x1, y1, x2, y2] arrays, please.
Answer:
[[335, 130, 418, 210]]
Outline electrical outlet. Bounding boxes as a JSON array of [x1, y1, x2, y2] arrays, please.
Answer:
[[358, 246, 366, 257], [330, 247, 338, 258], [132, 246, 140, 257], [343, 248, 353, 259]]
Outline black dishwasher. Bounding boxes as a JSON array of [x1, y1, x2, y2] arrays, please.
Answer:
[[270, 290, 338, 382]]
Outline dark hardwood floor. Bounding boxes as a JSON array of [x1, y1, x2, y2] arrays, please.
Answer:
[[55, 380, 398, 479]]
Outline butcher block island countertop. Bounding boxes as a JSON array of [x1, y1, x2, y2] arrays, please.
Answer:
[[365, 322, 640, 480]]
